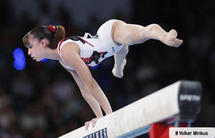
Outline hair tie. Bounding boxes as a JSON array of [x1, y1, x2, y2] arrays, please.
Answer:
[[48, 25, 55, 33]]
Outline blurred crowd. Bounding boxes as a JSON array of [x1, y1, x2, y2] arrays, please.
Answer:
[[0, 0, 215, 138]]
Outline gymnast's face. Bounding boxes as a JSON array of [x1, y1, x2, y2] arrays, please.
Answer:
[[26, 34, 49, 62]]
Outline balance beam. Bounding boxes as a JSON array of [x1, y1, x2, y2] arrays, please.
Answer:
[[59, 80, 202, 138]]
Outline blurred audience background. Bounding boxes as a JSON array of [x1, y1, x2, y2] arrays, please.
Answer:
[[0, 0, 214, 137]]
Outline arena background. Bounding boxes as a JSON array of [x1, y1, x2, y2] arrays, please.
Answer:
[[0, 0, 214, 137]]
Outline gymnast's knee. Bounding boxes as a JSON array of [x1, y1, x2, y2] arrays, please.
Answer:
[[117, 45, 129, 55]]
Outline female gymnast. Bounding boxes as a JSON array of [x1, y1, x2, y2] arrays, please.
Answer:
[[22, 19, 183, 129]]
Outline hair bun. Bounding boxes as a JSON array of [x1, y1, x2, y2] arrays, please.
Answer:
[[48, 25, 55, 33]]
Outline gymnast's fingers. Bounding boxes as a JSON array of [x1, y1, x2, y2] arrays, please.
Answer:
[[85, 121, 90, 130]]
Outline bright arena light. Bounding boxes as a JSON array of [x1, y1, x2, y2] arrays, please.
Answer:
[[13, 48, 26, 70]]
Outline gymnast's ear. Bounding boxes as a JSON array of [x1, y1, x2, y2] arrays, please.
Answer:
[[40, 38, 50, 48]]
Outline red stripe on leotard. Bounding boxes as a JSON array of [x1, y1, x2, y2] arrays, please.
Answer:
[[58, 39, 65, 53], [81, 39, 95, 47]]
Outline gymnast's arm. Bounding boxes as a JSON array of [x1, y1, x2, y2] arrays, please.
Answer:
[[61, 42, 112, 118], [68, 69, 103, 118]]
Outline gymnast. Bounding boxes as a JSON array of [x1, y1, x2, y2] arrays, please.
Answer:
[[22, 19, 183, 129]]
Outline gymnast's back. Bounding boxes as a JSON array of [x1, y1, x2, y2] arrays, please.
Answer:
[[57, 19, 124, 69]]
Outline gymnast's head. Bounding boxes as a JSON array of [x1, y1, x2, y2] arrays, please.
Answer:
[[22, 25, 65, 61]]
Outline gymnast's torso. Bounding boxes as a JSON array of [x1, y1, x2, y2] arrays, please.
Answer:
[[57, 33, 123, 70]]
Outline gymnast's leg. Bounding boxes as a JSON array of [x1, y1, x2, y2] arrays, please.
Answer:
[[111, 20, 183, 78], [112, 45, 128, 78], [112, 20, 183, 47]]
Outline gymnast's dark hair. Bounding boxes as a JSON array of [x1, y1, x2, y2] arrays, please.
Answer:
[[23, 25, 65, 49]]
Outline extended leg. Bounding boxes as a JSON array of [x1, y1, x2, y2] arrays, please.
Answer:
[[112, 20, 183, 47], [111, 20, 183, 78]]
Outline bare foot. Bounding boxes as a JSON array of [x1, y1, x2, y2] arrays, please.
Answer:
[[169, 29, 178, 37], [112, 59, 127, 78], [165, 29, 183, 47]]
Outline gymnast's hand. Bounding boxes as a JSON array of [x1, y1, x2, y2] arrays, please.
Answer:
[[85, 117, 99, 130]]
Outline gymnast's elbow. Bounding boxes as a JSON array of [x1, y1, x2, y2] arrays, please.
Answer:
[[78, 79, 96, 98], [84, 78, 98, 92]]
